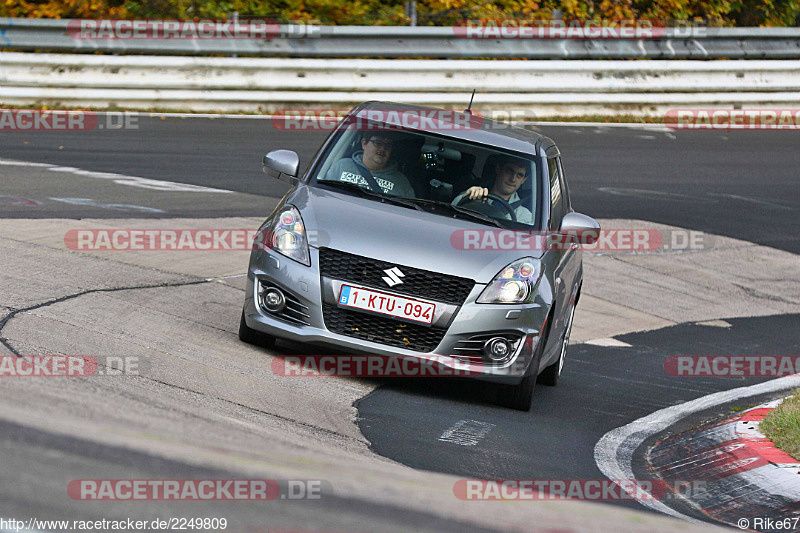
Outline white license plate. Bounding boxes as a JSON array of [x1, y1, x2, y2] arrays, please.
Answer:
[[337, 285, 435, 325]]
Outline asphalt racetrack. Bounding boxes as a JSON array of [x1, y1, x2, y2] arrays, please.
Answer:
[[0, 116, 798, 532], [1, 117, 797, 253]]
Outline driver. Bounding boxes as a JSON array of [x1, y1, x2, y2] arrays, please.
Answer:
[[452, 157, 533, 224], [325, 131, 415, 198]]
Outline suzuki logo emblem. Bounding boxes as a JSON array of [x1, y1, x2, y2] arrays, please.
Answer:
[[382, 267, 405, 287]]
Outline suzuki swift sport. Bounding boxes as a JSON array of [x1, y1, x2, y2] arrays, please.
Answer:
[[239, 102, 599, 411]]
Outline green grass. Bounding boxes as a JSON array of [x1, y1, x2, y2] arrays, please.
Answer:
[[730, 401, 763, 413], [760, 390, 800, 461]]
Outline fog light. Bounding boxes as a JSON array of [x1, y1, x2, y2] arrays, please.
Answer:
[[261, 288, 286, 313], [484, 337, 511, 362]]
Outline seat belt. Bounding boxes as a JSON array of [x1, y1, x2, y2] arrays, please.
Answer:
[[357, 164, 384, 194], [509, 189, 529, 210]]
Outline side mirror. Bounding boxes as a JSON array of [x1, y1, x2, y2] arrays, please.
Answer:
[[262, 150, 299, 182], [560, 212, 601, 245]]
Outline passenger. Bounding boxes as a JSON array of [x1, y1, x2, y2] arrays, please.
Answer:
[[325, 131, 415, 198]]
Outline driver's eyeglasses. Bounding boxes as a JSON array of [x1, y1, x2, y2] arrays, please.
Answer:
[[368, 139, 394, 149]]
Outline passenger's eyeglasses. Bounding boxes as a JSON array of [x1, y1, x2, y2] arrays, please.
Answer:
[[368, 139, 394, 149]]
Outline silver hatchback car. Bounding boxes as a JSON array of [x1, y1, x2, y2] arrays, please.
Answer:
[[240, 102, 599, 410]]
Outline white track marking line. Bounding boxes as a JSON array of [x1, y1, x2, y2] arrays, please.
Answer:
[[594, 375, 800, 523], [707, 193, 794, 210], [584, 338, 632, 347], [0, 157, 233, 194], [49, 197, 166, 213], [695, 320, 732, 328], [205, 273, 247, 281], [438, 419, 495, 446]]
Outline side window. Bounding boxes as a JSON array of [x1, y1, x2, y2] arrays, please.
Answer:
[[548, 157, 567, 230]]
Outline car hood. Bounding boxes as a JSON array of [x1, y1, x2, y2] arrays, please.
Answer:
[[289, 185, 544, 284]]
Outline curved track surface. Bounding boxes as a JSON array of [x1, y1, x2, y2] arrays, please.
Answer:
[[1, 117, 797, 252], [356, 314, 800, 520], [1, 116, 798, 531]]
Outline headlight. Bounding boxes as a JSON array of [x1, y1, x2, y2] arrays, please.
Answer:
[[477, 258, 542, 304], [264, 205, 310, 266]]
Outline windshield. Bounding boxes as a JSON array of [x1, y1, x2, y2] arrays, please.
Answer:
[[309, 122, 541, 229]]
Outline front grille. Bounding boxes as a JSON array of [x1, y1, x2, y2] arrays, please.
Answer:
[[452, 332, 523, 365], [319, 247, 474, 306], [322, 304, 447, 353]]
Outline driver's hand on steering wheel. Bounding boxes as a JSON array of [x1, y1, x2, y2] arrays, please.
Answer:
[[465, 186, 490, 200]]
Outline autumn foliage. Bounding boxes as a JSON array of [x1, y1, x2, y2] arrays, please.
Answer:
[[1, 0, 798, 27]]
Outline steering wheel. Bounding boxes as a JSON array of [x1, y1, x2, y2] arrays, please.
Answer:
[[457, 193, 517, 222]]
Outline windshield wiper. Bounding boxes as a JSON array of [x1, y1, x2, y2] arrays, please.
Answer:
[[317, 180, 422, 211], [404, 198, 505, 228]]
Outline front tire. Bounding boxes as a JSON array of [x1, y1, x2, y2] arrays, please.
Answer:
[[496, 371, 537, 411], [538, 302, 575, 387], [239, 311, 276, 349], [495, 328, 548, 411]]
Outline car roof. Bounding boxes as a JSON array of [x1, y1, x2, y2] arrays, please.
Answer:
[[350, 101, 559, 157]]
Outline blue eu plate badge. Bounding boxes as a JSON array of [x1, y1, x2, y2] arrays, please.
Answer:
[[339, 286, 351, 304]]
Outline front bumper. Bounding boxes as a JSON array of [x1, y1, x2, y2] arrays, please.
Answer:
[[244, 247, 550, 384]]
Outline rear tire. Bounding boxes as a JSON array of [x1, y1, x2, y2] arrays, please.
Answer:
[[239, 311, 276, 349]]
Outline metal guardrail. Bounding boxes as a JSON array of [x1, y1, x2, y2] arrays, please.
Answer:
[[1, 52, 799, 115], [4, 53, 800, 93], [2, 18, 800, 59]]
